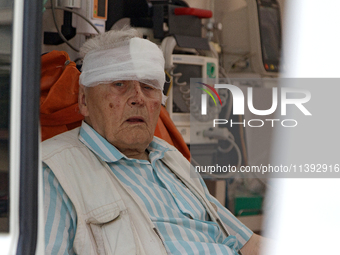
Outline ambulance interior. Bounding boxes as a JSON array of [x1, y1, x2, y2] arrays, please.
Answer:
[[0, 0, 283, 236], [3, 0, 340, 254]]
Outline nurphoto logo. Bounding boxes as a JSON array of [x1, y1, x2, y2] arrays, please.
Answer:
[[197, 83, 312, 128]]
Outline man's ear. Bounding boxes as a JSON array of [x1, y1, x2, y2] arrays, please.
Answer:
[[78, 84, 89, 117]]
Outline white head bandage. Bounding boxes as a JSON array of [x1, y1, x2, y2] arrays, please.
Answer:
[[79, 37, 167, 103]]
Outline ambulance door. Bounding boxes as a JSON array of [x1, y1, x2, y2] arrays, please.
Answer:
[[0, 0, 44, 253]]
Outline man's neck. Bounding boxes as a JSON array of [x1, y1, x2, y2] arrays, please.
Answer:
[[120, 148, 149, 161]]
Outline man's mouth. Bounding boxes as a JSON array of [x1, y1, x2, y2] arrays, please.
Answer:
[[126, 117, 145, 123]]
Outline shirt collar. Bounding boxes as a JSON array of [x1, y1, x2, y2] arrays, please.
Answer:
[[78, 121, 175, 163]]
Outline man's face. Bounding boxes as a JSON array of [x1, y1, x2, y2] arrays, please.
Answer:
[[79, 80, 162, 155]]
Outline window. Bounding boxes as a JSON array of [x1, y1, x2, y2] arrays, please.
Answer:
[[0, 0, 12, 233]]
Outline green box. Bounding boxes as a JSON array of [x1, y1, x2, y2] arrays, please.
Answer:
[[234, 196, 263, 216], [206, 62, 216, 78]]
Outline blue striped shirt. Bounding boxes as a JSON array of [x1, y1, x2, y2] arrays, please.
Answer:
[[43, 121, 252, 254]]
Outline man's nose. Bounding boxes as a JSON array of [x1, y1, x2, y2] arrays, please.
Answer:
[[128, 81, 145, 106]]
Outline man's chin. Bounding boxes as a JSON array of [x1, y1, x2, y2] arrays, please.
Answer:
[[119, 132, 153, 148]]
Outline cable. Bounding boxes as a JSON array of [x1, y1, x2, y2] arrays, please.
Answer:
[[164, 70, 173, 97], [168, 65, 198, 114], [199, 128, 243, 179], [47, 2, 101, 52], [218, 65, 234, 121], [49, 0, 80, 52], [238, 115, 248, 166], [161, 36, 177, 70], [217, 131, 235, 153], [164, 70, 173, 108], [226, 52, 253, 74], [218, 136, 242, 170], [48, 6, 101, 34]]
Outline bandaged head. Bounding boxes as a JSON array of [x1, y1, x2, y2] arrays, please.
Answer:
[[79, 37, 167, 104]]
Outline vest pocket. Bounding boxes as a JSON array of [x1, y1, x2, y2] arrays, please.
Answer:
[[86, 207, 137, 255]]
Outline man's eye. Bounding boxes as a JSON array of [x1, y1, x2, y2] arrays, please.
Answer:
[[113, 82, 124, 87], [143, 85, 154, 90]]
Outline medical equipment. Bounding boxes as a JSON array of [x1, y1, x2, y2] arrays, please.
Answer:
[[105, 0, 211, 49], [219, 0, 282, 76], [44, 0, 106, 52], [72, 0, 107, 35], [165, 54, 219, 144], [55, 0, 107, 34]]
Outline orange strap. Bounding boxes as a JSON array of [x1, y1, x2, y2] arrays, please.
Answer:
[[40, 51, 84, 141], [155, 106, 190, 161]]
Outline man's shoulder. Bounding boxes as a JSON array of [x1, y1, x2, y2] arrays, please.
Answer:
[[42, 128, 83, 159], [42, 127, 80, 146]]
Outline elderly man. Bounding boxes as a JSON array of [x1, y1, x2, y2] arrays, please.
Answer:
[[43, 28, 263, 255]]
